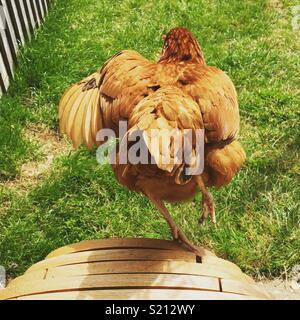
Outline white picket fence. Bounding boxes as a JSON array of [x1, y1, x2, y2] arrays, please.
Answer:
[[0, 0, 50, 96]]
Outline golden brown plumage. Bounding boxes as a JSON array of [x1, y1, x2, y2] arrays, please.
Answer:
[[59, 27, 246, 254]]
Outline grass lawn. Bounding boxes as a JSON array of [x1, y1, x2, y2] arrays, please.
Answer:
[[0, 0, 299, 280]]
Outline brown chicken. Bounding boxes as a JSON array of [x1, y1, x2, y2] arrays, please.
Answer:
[[59, 27, 246, 254]]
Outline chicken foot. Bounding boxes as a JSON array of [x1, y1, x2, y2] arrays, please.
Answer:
[[194, 176, 216, 224], [145, 192, 202, 255]]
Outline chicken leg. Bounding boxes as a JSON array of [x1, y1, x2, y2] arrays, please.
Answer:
[[145, 192, 202, 255], [194, 176, 216, 224]]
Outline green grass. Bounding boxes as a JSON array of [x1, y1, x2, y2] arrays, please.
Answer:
[[0, 0, 299, 279]]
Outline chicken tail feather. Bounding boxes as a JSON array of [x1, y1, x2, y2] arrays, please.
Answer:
[[58, 72, 103, 150]]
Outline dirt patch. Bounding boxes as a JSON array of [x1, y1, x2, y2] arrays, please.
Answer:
[[257, 279, 300, 300], [257, 267, 300, 300], [267, 0, 284, 12], [1, 124, 71, 193]]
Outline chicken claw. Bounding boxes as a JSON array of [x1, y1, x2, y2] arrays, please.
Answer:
[[194, 176, 216, 225], [199, 192, 216, 224], [171, 225, 204, 256], [146, 192, 203, 256]]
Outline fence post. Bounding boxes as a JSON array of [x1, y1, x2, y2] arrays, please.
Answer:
[[0, 0, 51, 96]]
